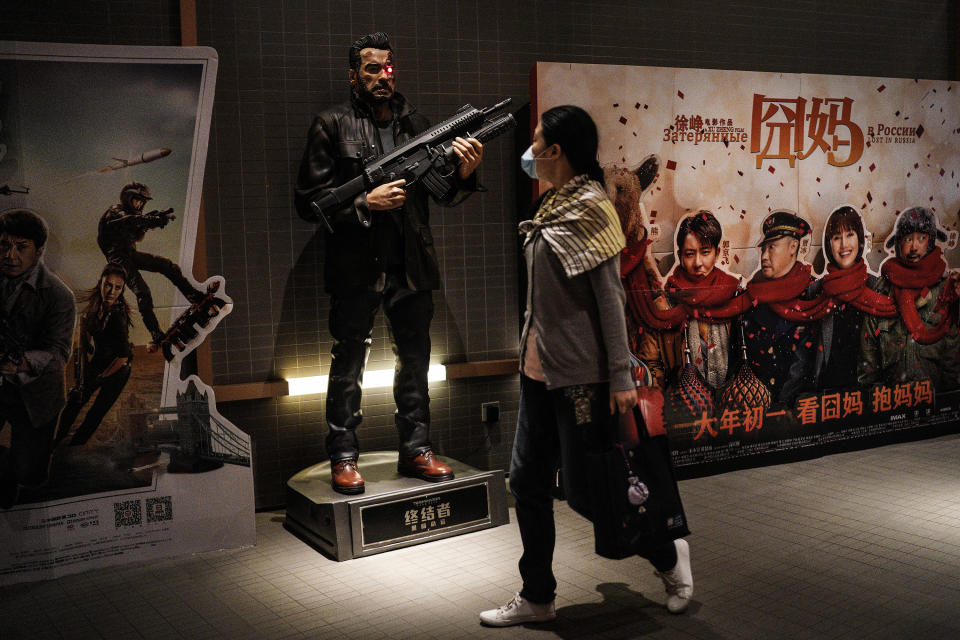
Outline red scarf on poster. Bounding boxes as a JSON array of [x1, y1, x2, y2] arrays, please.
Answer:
[[621, 237, 678, 330], [620, 238, 745, 330], [880, 248, 958, 344], [664, 267, 742, 318], [620, 236, 652, 281], [745, 261, 832, 322], [621, 237, 663, 329], [821, 260, 897, 317]]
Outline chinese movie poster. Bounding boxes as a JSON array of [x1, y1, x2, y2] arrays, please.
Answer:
[[534, 62, 960, 476]]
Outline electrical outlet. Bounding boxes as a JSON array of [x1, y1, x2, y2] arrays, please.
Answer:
[[481, 401, 500, 423]]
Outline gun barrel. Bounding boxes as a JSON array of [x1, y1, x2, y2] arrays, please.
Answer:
[[440, 113, 516, 162], [475, 113, 516, 143], [482, 98, 512, 116]]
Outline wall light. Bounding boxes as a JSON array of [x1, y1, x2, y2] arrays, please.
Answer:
[[285, 364, 447, 397]]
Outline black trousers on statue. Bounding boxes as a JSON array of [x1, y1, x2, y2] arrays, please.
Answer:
[[325, 274, 434, 462]]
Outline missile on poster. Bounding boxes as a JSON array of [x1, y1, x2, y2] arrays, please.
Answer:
[[98, 147, 171, 173]]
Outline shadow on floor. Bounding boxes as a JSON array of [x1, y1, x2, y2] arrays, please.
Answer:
[[546, 582, 719, 639]]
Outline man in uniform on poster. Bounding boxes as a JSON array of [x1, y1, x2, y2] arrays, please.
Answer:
[[731, 210, 817, 407], [0, 209, 76, 508], [294, 32, 484, 494], [859, 206, 960, 391]]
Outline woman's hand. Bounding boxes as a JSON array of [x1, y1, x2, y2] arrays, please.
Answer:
[[609, 388, 637, 414]]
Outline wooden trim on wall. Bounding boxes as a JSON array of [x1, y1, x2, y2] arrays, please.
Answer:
[[179, 0, 213, 382], [179, 0, 198, 47], [213, 380, 290, 403], [445, 358, 519, 380]]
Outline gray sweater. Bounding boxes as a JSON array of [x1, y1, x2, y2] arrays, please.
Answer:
[[520, 234, 634, 392]]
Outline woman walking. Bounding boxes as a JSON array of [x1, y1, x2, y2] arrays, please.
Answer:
[[479, 105, 693, 627]]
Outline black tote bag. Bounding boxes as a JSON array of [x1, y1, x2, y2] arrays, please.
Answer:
[[589, 401, 691, 560]]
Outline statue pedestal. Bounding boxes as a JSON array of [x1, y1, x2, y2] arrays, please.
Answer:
[[284, 451, 509, 561]]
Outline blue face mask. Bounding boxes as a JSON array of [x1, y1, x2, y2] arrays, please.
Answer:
[[520, 145, 541, 179]]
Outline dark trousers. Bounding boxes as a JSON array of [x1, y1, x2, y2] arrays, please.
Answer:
[[510, 375, 678, 605], [0, 384, 57, 494], [110, 250, 199, 339], [56, 364, 131, 445], [325, 275, 434, 461]]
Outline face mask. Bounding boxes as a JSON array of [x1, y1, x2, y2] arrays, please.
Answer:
[[520, 145, 542, 179]]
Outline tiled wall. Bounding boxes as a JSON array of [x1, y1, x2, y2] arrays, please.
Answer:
[[3, 0, 955, 507]]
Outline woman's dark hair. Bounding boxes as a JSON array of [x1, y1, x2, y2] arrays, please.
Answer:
[[540, 105, 604, 184], [676, 210, 722, 253], [80, 263, 132, 330], [823, 205, 864, 266]]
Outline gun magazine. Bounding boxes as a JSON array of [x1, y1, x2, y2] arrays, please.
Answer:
[[422, 168, 457, 202]]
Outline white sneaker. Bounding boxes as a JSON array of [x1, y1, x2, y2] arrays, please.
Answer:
[[655, 538, 694, 613], [479, 592, 556, 627]]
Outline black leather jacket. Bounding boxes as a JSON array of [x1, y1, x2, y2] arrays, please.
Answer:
[[295, 91, 476, 294]]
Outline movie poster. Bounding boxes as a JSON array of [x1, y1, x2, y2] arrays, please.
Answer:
[[533, 62, 960, 475], [0, 42, 254, 585]]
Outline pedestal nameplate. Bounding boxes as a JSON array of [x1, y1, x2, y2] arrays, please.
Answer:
[[284, 452, 508, 560]]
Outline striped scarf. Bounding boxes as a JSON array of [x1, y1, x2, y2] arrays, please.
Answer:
[[519, 175, 625, 277]]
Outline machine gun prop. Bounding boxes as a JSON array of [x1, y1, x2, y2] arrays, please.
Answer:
[[310, 98, 516, 232], [141, 207, 176, 229]]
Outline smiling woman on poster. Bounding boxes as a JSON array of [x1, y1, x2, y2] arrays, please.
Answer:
[[809, 206, 893, 390], [478, 105, 693, 627]]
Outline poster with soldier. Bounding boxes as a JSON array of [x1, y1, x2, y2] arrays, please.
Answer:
[[0, 42, 253, 585], [534, 62, 960, 475]]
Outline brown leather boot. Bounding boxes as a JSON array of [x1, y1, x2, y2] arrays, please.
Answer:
[[331, 458, 364, 494], [397, 449, 454, 482]]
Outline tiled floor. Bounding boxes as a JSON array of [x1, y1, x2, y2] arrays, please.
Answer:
[[3, 434, 959, 640]]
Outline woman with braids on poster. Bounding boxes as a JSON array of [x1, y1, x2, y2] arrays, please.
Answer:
[[810, 205, 894, 390], [479, 105, 693, 627], [55, 263, 133, 446]]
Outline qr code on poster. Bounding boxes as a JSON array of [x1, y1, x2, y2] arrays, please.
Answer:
[[146, 496, 173, 523], [114, 500, 142, 528]]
